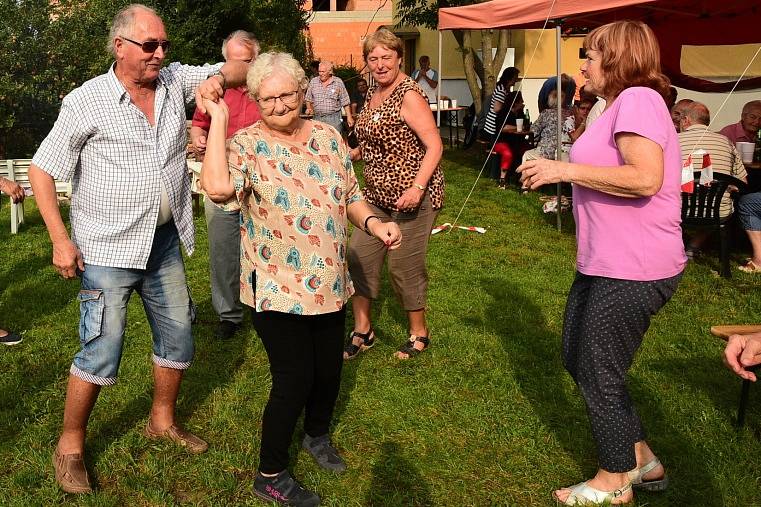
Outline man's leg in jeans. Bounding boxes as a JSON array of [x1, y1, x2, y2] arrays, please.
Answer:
[[205, 197, 243, 337], [55, 264, 135, 493], [140, 222, 206, 452]]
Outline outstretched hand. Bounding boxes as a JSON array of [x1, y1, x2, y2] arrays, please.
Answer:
[[517, 158, 569, 191]]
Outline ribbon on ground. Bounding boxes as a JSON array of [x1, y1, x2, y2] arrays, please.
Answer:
[[431, 223, 486, 235]]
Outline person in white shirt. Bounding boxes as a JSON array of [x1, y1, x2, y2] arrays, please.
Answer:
[[411, 55, 439, 104]]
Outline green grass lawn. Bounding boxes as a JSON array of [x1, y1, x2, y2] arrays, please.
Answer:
[[1, 148, 760, 506]]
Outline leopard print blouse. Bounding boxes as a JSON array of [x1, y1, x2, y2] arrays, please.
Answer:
[[354, 77, 444, 211]]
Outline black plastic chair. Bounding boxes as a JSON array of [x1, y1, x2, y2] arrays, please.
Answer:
[[681, 178, 732, 277]]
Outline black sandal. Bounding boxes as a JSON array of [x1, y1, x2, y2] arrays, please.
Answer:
[[395, 334, 430, 359], [343, 328, 375, 360]]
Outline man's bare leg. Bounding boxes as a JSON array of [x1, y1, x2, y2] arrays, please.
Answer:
[[57, 375, 100, 453]]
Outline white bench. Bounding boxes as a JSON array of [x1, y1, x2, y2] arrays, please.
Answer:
[[0, 159, 72, 234]]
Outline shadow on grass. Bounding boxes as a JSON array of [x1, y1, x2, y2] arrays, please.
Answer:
[[0, 255, 79, 444], [85, 293, 246, 464], [480, 277, 722, 505], [0, 253, 75, 330], [333, 275, 400, 427], [364, 441, 433, 506]]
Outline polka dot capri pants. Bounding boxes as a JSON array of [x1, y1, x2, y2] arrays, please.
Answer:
[[561, 271, 682, 473]]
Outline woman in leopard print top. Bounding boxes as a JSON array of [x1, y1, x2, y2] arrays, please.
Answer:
[[346, 28, 444, 360]]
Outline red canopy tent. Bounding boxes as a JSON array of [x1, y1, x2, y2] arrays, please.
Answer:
[[437, 0, 761, 230], [438, 0, 761, 92]]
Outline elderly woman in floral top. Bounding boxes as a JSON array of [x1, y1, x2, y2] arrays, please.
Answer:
[[201, 51, 401, 506]]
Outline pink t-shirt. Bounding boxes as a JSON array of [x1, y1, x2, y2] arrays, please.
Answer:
[[569, 87, 687, 281]]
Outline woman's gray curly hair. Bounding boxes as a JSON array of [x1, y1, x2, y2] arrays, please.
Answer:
[[247, 52, 308, 99]]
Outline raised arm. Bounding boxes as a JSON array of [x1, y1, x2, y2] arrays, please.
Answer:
[[195, 60, 249, 114], [199, 98, 235, 202]]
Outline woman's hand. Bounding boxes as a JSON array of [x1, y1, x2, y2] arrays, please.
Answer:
[[349, 147, 362, 162], [395, 186, 425, 211], [517, 158, 569, 191], [369, 219, 402, 250], [204, 97, 229, 121]]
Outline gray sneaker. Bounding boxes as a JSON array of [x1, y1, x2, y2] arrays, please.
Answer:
[[302, 434, 346, 473]]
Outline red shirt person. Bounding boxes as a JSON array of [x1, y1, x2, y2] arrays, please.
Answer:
[[718, 100, 761, 144], [190, 31, 262, 340]]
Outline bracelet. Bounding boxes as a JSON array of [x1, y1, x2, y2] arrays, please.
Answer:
[[412, 183, 426, 191], [363, 215, 381, 234]]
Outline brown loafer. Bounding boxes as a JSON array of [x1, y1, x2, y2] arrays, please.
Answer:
[[144, 421, 208, 454], [53, 448, 92, 494]]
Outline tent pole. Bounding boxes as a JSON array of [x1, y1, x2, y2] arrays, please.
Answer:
[[437, 30, 442, 128], [555, 23, 563, 232]]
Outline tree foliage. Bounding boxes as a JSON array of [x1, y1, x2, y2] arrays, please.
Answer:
[[0, 0, 311, 158], [395, 0, 510, 114]]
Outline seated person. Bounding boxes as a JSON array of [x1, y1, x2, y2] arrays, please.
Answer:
[[570, 97, 594, 141], [670, 98, 694, 131], [537, 74, 576, 112], [719, 100, 761, 144], [482, 91, 526, 188], [737, 191, 761, 273], [524, 89, 574, 162], [0, 177, 25, 345], [678, 101, 747, 256], [724, 331, 761, 381]]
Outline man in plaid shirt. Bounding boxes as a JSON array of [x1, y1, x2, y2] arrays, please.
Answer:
[[29, 4, 247, 494], [305, 61, 353, 136]]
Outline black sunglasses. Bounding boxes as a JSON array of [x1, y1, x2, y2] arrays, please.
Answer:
[[121, 36, 171, 53]]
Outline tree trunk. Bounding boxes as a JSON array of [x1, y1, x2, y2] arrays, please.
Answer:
[[450, 28, 512, 116]]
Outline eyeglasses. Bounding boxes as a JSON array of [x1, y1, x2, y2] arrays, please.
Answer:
[[256, 90, 300, 111], [121, 36, 171, 53]]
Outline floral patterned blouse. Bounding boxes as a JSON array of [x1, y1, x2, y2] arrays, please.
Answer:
[[223, 121, 362, 315]]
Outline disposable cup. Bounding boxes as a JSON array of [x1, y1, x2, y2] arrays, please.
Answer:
[[516, 118, 524, 131], [451, 99, 458, 108], [737, 142, 755, 163]]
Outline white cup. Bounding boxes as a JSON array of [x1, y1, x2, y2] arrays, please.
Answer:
[[736, 142, 755, 163], [515, 118, 524, 131], [450, 99, 457, 108]]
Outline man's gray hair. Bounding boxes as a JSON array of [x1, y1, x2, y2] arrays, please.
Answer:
[[318, 61, 334, 73], [222, 30, 260, 61], [683, 101, 711, 126], [107, 4, 159, 56], [247, 52, 308, 99]]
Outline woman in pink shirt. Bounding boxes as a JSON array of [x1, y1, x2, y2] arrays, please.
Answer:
[[518, 21, 686, 505]]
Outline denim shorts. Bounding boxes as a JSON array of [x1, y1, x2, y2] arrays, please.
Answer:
[[71, 221, 196, 386], [738, 192, 761, 231]]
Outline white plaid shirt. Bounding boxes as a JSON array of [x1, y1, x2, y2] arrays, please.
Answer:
[[32, 62, 222, 269]]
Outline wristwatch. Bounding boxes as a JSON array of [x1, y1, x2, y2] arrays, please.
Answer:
[[211, 69, 227, 89]]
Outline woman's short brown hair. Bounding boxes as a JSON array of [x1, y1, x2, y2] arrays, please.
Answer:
[[584, 20, 670, 101], [362, 28, 404, 61]]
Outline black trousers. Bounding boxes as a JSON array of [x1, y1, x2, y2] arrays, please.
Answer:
[[252, 308, 346, 474], [562, 271, 681, 472]]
